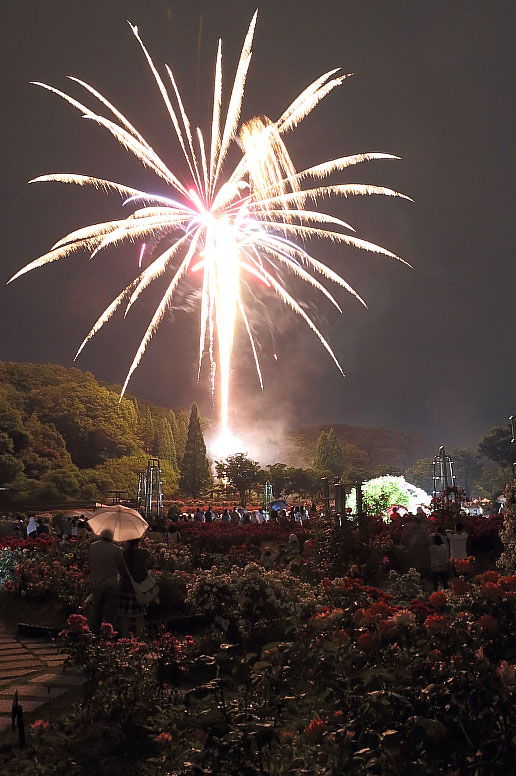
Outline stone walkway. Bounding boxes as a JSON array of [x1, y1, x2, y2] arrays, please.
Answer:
[[0, 625, 85, 743]]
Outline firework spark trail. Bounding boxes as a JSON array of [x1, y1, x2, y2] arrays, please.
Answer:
[[10, 11, 411, 438]]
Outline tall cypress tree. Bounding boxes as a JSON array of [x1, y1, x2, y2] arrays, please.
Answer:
[[179, 403, 212, 497], [313, 428, 345, 477]]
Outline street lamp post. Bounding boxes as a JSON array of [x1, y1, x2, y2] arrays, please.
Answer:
[[509, 416, 516, 480], [321, 477, 330, 516]]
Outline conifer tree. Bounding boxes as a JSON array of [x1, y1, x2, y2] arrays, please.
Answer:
[[138, 403, 154, 453], [179, 403, 211, 497], [174, 410, 189, 462], [155, 417, 178, 470], [313, 428, 345, 477]]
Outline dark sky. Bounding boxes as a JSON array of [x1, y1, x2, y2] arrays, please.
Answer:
[[2, 0, 515, 449]]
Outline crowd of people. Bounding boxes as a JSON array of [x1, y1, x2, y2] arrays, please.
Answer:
[[0, 503, 478, 628], [169, 504, 317, 524], [0, 513, 91, 541]]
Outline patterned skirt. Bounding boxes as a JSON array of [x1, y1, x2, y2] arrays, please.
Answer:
[[118, 593, 146, 617]]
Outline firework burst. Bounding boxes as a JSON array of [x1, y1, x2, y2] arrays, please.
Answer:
[[10, 11, 410, 436]]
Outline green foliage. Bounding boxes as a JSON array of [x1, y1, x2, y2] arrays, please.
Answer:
[[264, 463, 290, 497], [0, 362, 190, 502], [216, 453, 262, 506], [0, 453, 24, 483], [31, 380, 139, 468], [186, 562, 319, 640], [449, 447, 483, 497], [405, 456, 434, 493], [179, 403, 211, 498], [359, 475, 410, 516], [136, 401, 155, 453], [498, 482, 516, 573], [474, 464, 506, 501], [25, 414, 72, 469], [313, 428, 345, 476], [283, 466, 321, 499], [0, 389, 30, 455], [479, 424, 514, 481], [174, 409, 189, 462], [340, 443, 371, 483], [153, 417, 178, 470]]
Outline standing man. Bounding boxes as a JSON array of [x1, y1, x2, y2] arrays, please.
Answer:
[[88, 529, 123, 635]]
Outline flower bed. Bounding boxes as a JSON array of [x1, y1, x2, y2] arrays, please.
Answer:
[[0, 537, 90, 615], [6, 564, 516, 774]]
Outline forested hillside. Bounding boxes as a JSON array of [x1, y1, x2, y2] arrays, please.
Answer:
[[0, 361, 440, 506], [0, 362, 188, 504], [296, 424, 435, 471]]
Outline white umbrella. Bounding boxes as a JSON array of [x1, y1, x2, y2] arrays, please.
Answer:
[[87, 504, 148, 542]]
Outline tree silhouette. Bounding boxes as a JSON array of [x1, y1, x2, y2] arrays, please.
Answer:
[[179, 403, 212, 497], [215, 453, 262, 506], [313, 428, 345, 477]]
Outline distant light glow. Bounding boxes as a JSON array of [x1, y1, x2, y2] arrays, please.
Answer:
[[208, 428, 245, 460]]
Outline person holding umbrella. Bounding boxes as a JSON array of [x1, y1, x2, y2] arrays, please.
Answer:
[[118, 537, 151, 636], [87, 505, 149, 635], [88, 528, 124, 635]]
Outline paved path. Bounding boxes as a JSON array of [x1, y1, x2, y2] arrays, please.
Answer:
[[0, 625, 85, 743]]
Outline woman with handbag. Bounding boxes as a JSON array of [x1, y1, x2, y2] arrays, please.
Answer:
[[118, 537, 151, 636]]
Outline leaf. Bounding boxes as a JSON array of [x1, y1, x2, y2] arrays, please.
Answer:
[[252, 660, 272, 671], [262, 642, 280, 651], [410, 716, 447, 742]]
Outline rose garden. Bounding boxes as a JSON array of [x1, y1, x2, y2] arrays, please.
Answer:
[[0, 497, 515, 775], [0, 364, 515, 774]]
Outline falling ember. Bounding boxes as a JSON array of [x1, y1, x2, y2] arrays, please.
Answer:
[[9, 11, 411, 438]]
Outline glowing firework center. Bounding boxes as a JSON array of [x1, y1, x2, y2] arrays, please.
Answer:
[[10, 12, 410, 439]]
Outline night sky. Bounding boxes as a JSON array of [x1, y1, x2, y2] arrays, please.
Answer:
[[2, 0, 515, 449]]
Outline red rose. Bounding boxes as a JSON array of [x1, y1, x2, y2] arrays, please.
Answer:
[[482, 570, 499, 584], [424, 614, 450, 634], [501, 575, 516, 591], [429, 591, 448, 609], [67, 614, 90, 634], [305, 719, 327, 742], [31, 720, 49, 731], [100, 622, 117, 639], [353, 608, 373, 627], [451, 579, 469, 596], [377, 619, 398, 640], [481, 582, 503, 602], [453, 558, 473, 575], [357, 631, 375, 650], [155, 732, 172, 745], [369, 601, 391, 618]]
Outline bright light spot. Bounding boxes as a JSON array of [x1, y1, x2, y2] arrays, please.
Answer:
[[208, 428, 245, 459]]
